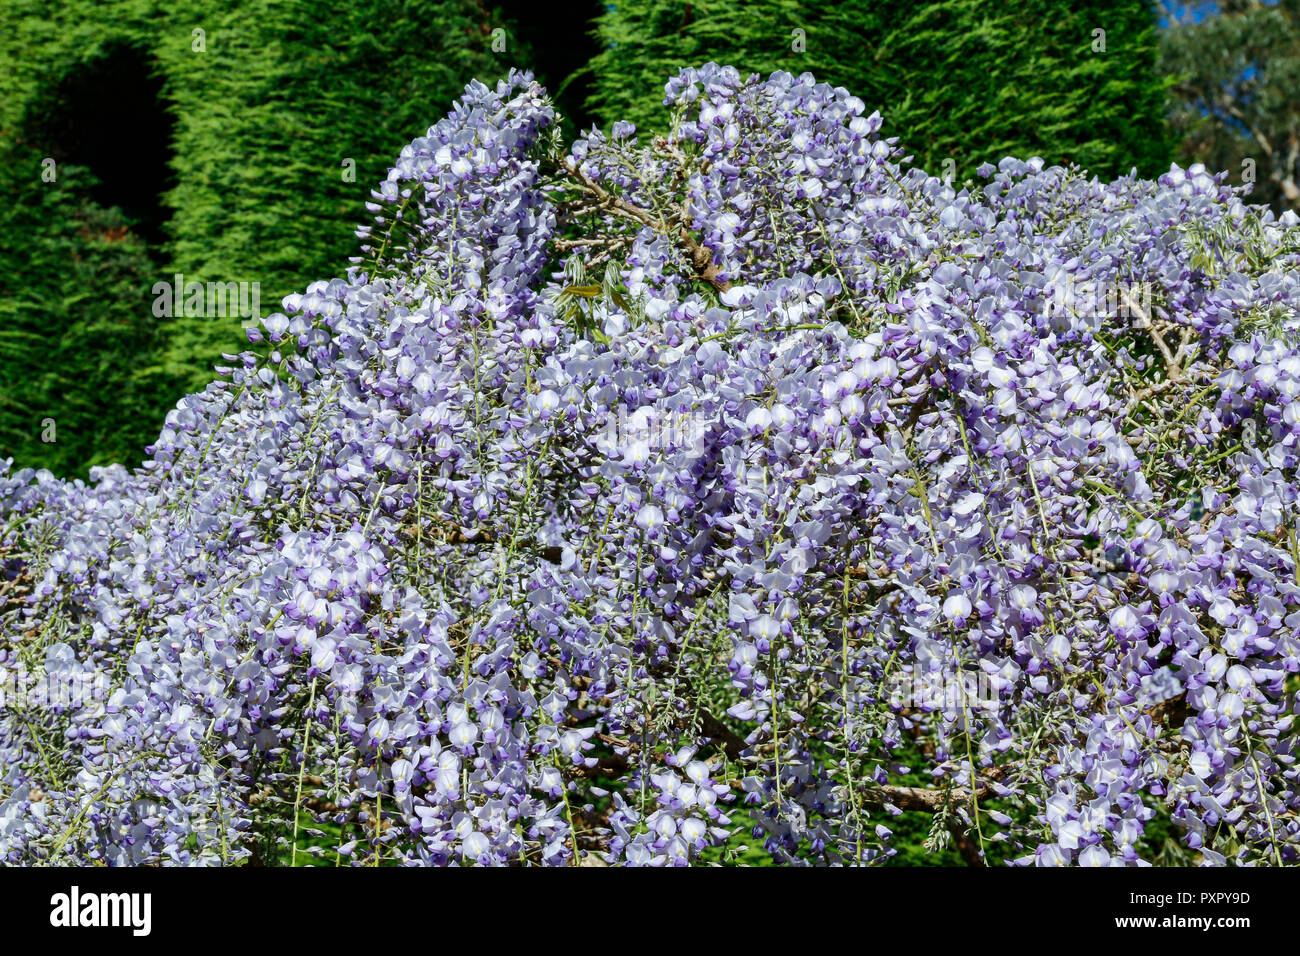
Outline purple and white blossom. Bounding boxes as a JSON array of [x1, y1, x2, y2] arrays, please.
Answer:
[[2, 65, 1299, 867]]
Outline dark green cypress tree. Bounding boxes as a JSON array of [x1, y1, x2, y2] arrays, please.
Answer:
[[0, 15, 175, 477], [158, 0, 533, 383], [0, 0, 525, 476], [585, 0, 1172, 181], [871, 0, 1172, 180], [585, 0, 873, 136]]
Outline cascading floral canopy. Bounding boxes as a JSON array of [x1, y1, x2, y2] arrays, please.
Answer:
[[2, 65, 1299, 866]]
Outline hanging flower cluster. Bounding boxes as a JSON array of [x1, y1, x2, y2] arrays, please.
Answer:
[[2, 65, 1299, 866]]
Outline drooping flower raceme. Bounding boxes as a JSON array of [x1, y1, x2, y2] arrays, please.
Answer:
[[2, 66, 1299, 866]]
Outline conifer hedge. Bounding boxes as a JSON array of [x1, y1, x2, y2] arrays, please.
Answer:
[[0, 0, 519, 475], [586, 0, 1172, 180]]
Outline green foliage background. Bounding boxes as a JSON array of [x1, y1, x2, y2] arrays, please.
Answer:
[[1161, 0, 1300, 215], [0, 0, 521, 476], [587, 0, 1173, 180]]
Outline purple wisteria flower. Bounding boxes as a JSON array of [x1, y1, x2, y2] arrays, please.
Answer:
[[1, 65, 1299, 867]]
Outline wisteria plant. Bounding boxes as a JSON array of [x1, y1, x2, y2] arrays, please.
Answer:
[[2, 66, 1300, 866]]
